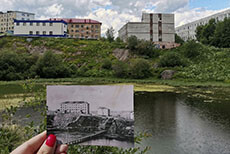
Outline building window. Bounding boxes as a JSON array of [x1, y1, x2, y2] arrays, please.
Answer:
[[81, 30, 84, 32], [95, 30, 99, 33], [16, 22, 20, 26], [36, 22, 40, 26], [29, 31, 33, 35], [49, 31, 53, 35], [91, 25, 94, 28], [95, 25, 99, 29], [43, 23, 46, 26], [23, 22, 26, 26], [76, 25, 79, 28], [43, 31, 46, 35], [81, 25, 84, 28], [30, 22, 33, 26], [95, 35, 98, 39], [91, 30, 94, 33], [50, 23, 53, 26], [75, 30, 79, 32], [86, 26, 89, 30], [36, 31, 40, 35], [71, 30, 74, 32], [86, 31, 89, 34]]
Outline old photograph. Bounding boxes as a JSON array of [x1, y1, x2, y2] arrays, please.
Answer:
[[47, 85, 134, 148]]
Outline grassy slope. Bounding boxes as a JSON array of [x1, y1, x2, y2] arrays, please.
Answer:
[[1, 36, 230, 83]]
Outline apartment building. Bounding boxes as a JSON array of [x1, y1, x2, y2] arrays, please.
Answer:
[[14, 20, 67, 37], [50, 18, 102, 39], [118, 13, 175, 43], [176, 8, 230, 41], [0, 11, 35, 33], [60, 101, 90, 114]]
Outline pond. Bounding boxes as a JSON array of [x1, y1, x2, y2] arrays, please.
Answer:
[[1, 86, 230, 153], [135, 92, 230, 154]]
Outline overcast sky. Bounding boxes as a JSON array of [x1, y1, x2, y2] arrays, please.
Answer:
[[0, 0, 229, 36], [47, 85, 133, 112]]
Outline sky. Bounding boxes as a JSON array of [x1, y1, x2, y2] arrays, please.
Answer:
[[47, 85, 133, 112], [0, 0, 229, 36]]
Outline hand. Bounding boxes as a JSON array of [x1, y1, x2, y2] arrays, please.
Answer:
[[11, 131, 68, 154]]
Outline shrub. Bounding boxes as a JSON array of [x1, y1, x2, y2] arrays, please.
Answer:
[[159, 52, 186, 67], [136, 40, 160, 58], [35, 51, 70, 78], [129, 58, 152, 79], [0, 51, 36, 80], [101, 58, 112, 69], [127, 35, 138, 50], [112, 61, 128, 78], [182, 40, 204, 59]]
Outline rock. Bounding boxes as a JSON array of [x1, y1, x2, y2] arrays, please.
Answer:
[[161, 70, 175, 80], [113, 48, 129, 61]]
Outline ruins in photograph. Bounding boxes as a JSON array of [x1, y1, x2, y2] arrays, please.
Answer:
[[47, 85, 134, 148]]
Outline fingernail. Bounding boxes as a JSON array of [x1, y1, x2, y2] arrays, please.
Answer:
[[46, 134, 56, 147]]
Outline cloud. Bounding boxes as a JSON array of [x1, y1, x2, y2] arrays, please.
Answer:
[[0, 0, 228, 36], [78, 8, 140, 37], [174, 7, 228, 27], [45, 3, 64, 16]]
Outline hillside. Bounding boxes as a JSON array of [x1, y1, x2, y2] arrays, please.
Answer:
[[0, 36, 230, 82]]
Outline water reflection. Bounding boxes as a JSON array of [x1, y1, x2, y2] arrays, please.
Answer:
[[135, 92, 230, 154]]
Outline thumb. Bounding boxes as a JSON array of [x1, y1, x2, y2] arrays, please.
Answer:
[[37, 134, 57, 154]]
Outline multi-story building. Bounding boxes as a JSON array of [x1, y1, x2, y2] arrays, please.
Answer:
[[60, 101, 90, 114], [98, 107, 110, 116], [13, 20, 67, 37], [118, 13, 175, 43], [176, 8, 230, 41], [50, 18, 102, 39], [0, 11, 35, 33]]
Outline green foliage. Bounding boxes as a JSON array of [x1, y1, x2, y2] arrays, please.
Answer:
[[101, 58, 112, 69], [112, 61, 128, 78], [129, 59, 152, 79], [127, 36, 138, 50], [0, 51, 37, 81], [106, 27, 115, 42], [159, 51, 186, 67], [35, 51, 71, 78], [175, 34, 184, 44], [182, 40, 204, 59], [196, 17, 230, 48], [0, 38, 7, 48], [212, 18, 230, 48], [127, 36, 159, 58]]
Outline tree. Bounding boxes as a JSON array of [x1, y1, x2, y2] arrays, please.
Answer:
[[212, 18, 230, 48], [175, 34, 184, 44], [129, 58, 152, 79], [127, 35, 138, 50], [106, 27, 115, 42], [35, 51, 70, 78]]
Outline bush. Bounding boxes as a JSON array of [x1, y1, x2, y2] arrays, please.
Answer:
[[129, 58, 152, 79], [35, 51, 70, 78], [101, 58, 112, 69], [136, 40, 160, 58], [127, 36, 138, 50], [0, 51, 37, 80], [112, 61, 128, 78], [159, 52, 186, 67], [182, 40, 204, 59]]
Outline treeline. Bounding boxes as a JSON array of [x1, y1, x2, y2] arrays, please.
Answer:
[[196, 17, 230, 48]]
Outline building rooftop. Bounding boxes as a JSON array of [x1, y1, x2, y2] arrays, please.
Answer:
[[49, 18, 102, 24], [14, 19, 67, 24], [61, 101, 89, 105]]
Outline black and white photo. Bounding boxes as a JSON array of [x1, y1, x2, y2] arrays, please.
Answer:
[[47, 85, 134, 148]]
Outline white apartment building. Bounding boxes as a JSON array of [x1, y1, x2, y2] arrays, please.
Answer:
[[98, 107, 110, 116], [176, 8, 230, 41], [0, 11, 35, 33], [118, 13, 175, 43], [60, 101, 90, 114], [14, 20, 67, 37]]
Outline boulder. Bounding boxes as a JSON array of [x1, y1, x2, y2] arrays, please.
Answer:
[[161, 70, 175, 80]]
